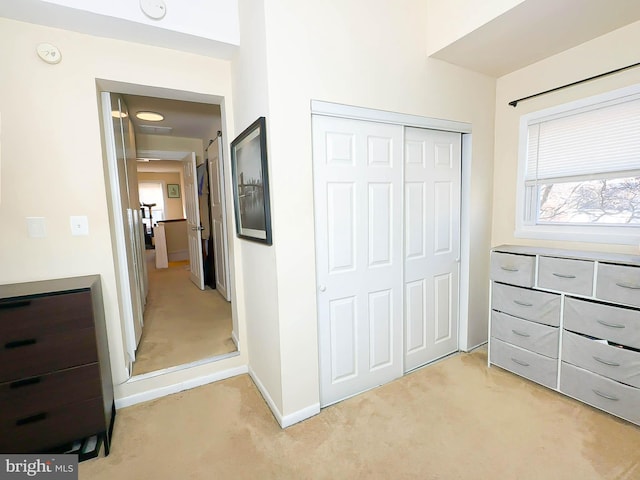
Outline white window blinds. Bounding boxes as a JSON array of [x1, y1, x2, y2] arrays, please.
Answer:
[[526, 96, 640, 182]]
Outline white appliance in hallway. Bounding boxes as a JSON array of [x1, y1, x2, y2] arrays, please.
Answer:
[[313, 114, 461, 406]]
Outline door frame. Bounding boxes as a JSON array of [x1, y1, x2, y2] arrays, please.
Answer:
[[310, 100, 474, 361], [97, 78, 240, 380]]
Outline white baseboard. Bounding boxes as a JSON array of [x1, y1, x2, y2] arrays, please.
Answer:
[[168, 249, 188, 262], [115, 365, 248, 409], [248, 367, 283, 425], [231, 330, 240, 349], [466, 341, 488, 352], [248, 367, 320, 428], [281, 403, 320, 428]]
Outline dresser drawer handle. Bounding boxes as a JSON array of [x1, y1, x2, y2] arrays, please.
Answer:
[[10, 377, 42, 389], [511, 329, 531, 338], [511, 357, 530, 367], [500, 266, 519, 272], [513, 300, 533, 307], [552, 272, 576, 279], [5, 339, 37, 349], [593, 356, 620, 367], [592, 390, 619, 402], [0, 300, 31, 310], [596, 319, 625, 329], [16, 412, 47, 426], [615, 282, 640, 290]]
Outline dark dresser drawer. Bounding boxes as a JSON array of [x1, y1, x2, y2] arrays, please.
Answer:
[[0, 275, 114, 457], [0, 397, 105, 453], [0, 328, 98, 383], [0, 291, 94, 337], [0, 364, 102, 422]]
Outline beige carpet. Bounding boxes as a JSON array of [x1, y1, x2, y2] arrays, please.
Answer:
[[80, 349, 640, 479], [132, 258, 235, 376]]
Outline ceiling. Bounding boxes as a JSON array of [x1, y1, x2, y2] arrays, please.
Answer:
[[122, 94, 221, 141], [431, 0, 640, 77]]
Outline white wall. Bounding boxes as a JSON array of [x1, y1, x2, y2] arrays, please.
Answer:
[[0, 17, 247, 399], [231, 0, 284, 413], [493, 19, 640, 255], [39, 0, 240, 44], [426, 0, 525, 55], [0, 2, 498, 423], [0, 0, 239, 59], [137, 171, 183, 219], [260, 0, 496, 419]]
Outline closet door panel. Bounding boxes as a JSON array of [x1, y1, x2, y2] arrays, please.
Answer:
[[314, 115, 403, 406], [404, 127, 461, 372]]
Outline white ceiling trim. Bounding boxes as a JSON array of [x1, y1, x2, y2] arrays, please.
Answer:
[[137, 149, 190, 161], [311, 100, 472, 133]]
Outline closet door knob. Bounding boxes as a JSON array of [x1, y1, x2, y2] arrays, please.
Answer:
[[319, 285, 327, 292]]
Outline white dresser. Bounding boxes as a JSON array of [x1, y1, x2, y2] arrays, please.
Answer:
[[489, 245, 640, 426]]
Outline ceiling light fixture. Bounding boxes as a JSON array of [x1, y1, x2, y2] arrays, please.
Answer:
[[136, 111, 164, 122], [111, 110, 128, 119]]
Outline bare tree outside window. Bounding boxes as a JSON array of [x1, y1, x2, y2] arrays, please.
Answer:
[[537, 176, 640, 225]]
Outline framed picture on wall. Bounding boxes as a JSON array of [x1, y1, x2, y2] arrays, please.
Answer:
[[167, 184, 180, 198], [230, 117, 272, 245]]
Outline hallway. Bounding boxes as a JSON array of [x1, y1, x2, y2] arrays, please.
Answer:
[[132, 256, 235, 376]]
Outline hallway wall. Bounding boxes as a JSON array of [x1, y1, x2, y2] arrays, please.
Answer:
[[0, 17, 245, 397]]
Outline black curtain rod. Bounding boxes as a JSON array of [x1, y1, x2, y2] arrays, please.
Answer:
[[509, 61, 640, 107]]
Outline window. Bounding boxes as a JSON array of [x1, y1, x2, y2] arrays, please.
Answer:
[[516, 84, 640, 245], [139, 182, 165, 233]]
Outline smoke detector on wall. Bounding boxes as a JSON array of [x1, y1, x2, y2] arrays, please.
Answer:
[[36, 43, 61, 64], [140, 0, 167, 20]]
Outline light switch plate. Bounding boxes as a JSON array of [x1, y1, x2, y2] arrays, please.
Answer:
[[26, 217, 47, 238], [70, 215, 89, 236]]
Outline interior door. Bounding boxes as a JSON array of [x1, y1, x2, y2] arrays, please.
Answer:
[[404, 127, 461, 372], [208, 136, 231, 301], [182, 152, 205, 290], [101, 92, 144, 360], [313, 115, 403, 407]]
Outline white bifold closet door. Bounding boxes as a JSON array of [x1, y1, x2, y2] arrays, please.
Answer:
[[403, 127, 461, 372], [313, 116, 461, 407], [313, 115, 404, 407]]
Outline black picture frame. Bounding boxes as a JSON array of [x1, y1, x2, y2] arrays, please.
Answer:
[[230, 117, 272, 245]]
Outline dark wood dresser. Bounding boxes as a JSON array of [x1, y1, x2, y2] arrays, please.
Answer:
[[0, 275, 115, 456]]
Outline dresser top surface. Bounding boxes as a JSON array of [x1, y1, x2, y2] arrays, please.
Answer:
[[0, 275, 100, 300], [492, 245, 640, 267]]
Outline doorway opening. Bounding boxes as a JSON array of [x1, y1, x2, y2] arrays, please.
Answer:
[[99, 82, 239, 380]]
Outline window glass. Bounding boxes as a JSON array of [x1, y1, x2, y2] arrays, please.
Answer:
[[517, 84, 640, 244]]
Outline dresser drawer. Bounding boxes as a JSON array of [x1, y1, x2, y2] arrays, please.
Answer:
[[0, 364, 101, 422], [491, 311, 558, 358], [564, 297, 640, 349], [490, 252, 535, 287], [0, 397, 105, 453], [0, 291, 93, 338], [562, 330, 640, 388], [490, 338, 558, 389], [492, 283, 561, 327], [596, 263, 640, 307], [560, 362, 640, 426], [538, 256, 594, 296], [0, 328, 98, 382]]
